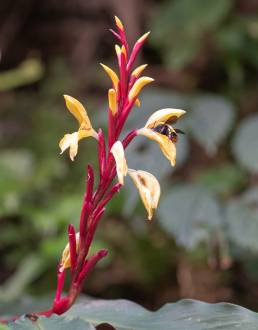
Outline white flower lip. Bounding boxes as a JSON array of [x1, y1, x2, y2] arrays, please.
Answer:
[[110, 141, 128, 185]]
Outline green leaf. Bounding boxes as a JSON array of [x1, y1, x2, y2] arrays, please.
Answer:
[[187, 94, 235, 155], [232, 115, 258, 174], [196, 164, 247, 195], [225, 186, 258, 252], [65, 299, 258, 330], [158, 184, 222, 249], [9, 315, 95, 330]]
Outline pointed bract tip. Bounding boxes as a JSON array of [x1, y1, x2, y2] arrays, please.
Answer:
[[137, 31, 151, 43], [114, 16, 124, 30]]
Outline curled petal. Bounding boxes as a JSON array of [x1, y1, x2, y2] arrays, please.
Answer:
[[64, 95, 91, 126], [131, 64, 148, 78], [128, 76, 154, 101], [110, 141, 128, 185], [60, 233, 79, 272], [100, 63, 119, 91], [128, 169, 160, 220], [145, 108, 186, 128], [137, 128, 177, 166], [59, 127, 95, 161]]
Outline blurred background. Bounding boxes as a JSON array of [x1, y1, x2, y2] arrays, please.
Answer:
[[1, 0, 258, 314]]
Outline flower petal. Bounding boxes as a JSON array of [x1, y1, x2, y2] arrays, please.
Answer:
[[128, 169, 160, 220], [59, 124, 96, 161], [145, 108, 186, 128], [131, 64, 148, 78], [100, 63, 119, 91], [108, 88, 117, 115], [110, 141, 128, 185], [64, 95, 92, 127], [128, 77, 154, 101], [137, 128, 177, 166], [60, 233, 79, 271]]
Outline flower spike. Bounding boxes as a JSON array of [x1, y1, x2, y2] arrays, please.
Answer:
[[128, 169, 160, 220]]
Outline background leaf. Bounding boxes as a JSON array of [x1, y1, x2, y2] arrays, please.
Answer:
[[187, 94, 235, 155], [232, 115, 258, 174], [65, 298, 258, 330], [158, 184, 222, 249]]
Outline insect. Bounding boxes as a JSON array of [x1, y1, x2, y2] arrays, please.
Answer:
[[153, 124, 185, 143]]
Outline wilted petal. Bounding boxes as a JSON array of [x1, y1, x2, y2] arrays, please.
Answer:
[[137, 128, 177, 166], [60, 233, 79, 271], [110, 141, 128, 185], [128, 169, 160, 220], [145, 108, 186, 129]]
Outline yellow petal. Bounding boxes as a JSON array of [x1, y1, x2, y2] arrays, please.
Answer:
[[115, 44, 121, 57], [114, 16, 124, 30], [108, 88, 117, 115], [128, 169, 160, 220], [110, 141, 128, 185], [128, 77, 154, 101], [121, 45, 127, 59], [137, 31, 150, 44], [131, 64, 148, 78], [100, 63, 119, 91], [135, 98, 141, 107], [137, 128, 177, 166], [64, 95, 91, 126], [60, 233, 79, 272], [145, 108, 186, 128]]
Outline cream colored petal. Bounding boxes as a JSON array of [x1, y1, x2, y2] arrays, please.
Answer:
[[145, 108, 186, 128], [128, 169, 160, 220], [59, 132, 79, 161], [60, 233, 79, 272], [110, 141, 128, 185], [128, 77, 154, 101], [64, 95, 92, 127], [137, 128, 177, 166]]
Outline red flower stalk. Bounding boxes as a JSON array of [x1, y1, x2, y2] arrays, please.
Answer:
[[0, 16, 186, 323]]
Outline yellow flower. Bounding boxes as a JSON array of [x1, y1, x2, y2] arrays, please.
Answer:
[[110, 141, 128, 185], [59, 95, 98, 161], [128, 169, 160, 220], [128, 77, 154, 102], [137, 108, 186, 166], [60, 232, 79, 272]]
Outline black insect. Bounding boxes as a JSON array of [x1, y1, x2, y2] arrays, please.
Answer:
[[153, 124, 185, 143]]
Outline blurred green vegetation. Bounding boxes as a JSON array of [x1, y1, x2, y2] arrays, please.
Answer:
[[1, 0, 258, 314]]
